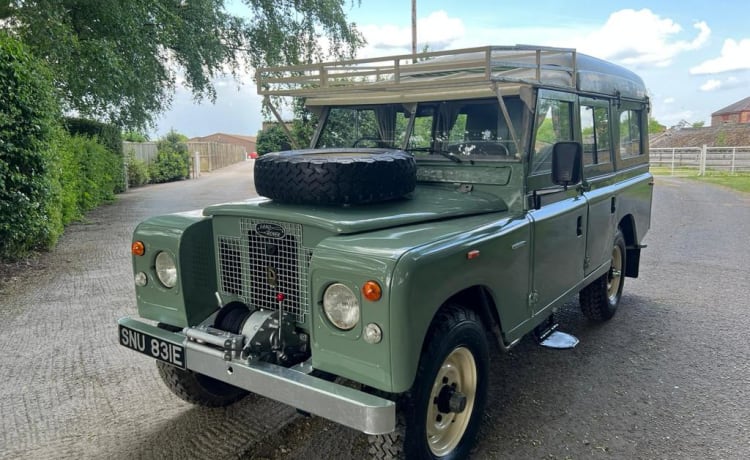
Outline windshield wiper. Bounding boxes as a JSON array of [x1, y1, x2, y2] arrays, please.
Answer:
[[407, 147, 463, 163]]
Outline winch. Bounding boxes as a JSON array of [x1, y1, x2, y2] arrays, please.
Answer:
[[185, 299, 308, 366]]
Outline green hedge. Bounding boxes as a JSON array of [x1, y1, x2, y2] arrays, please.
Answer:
[[64, 117, 123, 155], [64, 117, 125, 193], [1, 33, 125, 261], [57, 133, 120, 223], [0, 33, 62, 260]]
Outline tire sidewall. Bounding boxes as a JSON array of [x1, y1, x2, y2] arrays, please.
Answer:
[[404, 312, 489, 459]]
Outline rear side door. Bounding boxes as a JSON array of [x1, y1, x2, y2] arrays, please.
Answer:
[[579, 97, 617, 275]]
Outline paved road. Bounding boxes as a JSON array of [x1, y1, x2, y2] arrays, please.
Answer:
[[1, 167, 749, 459]]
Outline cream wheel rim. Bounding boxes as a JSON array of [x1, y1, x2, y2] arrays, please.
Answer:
[[607, 243, 623, 301], [426, 346, 477, 456]]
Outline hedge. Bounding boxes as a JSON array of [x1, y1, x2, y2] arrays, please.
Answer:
[[0, 32, 62, 260], [1, 33, 124, 261]]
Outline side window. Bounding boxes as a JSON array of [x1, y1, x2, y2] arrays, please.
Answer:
[[579, 103, 612, 166], [619, 109, 642, 159], [532, 98, 573, 174]]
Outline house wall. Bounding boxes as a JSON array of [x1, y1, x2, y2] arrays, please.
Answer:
[[711, 111, 750, 126]]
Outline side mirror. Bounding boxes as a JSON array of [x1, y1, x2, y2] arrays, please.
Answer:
[[551, 141, 583, 188]]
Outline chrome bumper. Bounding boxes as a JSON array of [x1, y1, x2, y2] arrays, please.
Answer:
[[118, 317, 396, 435]]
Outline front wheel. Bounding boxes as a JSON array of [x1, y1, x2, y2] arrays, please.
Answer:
[[579, 228, 627, 321], [156, 362, 248, 407], [369, 306, 489, 459]]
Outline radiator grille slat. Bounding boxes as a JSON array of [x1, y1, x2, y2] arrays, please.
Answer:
[[217, 219, 309, 323]]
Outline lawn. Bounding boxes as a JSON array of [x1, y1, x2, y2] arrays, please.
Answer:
[[650, 167, 750, 193]]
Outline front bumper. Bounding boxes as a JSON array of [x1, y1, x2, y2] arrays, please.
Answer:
[[118, 317, 395, 435]]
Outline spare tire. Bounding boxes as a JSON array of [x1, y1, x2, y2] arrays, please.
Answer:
[[254, 148, 417, 205]]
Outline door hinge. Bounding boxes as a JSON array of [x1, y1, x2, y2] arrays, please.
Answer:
[[583, 256, 591, 270], [528, 290, 539, 308]]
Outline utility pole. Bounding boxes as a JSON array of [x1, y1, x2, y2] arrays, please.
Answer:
[[411, 0, 417, 62]]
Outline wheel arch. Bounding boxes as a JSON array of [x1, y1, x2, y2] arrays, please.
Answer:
[[442, 285, 505, 352]]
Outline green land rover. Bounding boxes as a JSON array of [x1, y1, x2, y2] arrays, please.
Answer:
[[118, 46, 653, 459]]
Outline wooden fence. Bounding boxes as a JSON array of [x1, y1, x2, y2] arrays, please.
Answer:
[[650, 146, 750, 175], [123, 141, 246, 173]]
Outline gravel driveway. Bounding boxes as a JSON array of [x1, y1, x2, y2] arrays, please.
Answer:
[[1, 164, 748, 459]]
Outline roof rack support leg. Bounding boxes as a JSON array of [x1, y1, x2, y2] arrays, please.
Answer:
[[493, 83, 521, 158], [263, 96, 300, 150]]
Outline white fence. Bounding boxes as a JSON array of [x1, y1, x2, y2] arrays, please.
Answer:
[[123, 141, 246, 173], [650, 146, 750, 175]]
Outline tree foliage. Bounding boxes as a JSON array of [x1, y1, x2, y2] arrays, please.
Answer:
[[256, 124, 292, 155], [1, 0, 363, 130], [150, 130, 190, 182], [648, 117, 666, 134]]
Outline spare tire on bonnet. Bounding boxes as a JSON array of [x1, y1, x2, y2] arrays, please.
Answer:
[[254, 149, 417, 205]]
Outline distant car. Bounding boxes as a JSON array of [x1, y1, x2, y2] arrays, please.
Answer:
[[248, 151, 258, 159]]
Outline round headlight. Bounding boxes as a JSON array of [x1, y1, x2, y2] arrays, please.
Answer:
[[323, 283, 360, 330], [155, 251, 178, 288]]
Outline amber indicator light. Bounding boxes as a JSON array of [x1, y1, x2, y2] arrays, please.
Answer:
[[131, 241, 145, 256], [362, 281, 382, 301]]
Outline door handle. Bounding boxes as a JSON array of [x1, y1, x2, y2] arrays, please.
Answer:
[[576, 216, 583, 236], [611, 196, 616, 214]]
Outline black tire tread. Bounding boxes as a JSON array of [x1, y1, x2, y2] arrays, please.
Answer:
[[156, 361, 247, 407], [254, 150, 416, 205], [367, 306, 487, 459], [579, 229, 626, 322]]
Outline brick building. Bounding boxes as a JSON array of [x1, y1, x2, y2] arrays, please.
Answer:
[[711, 96, 750, 126]]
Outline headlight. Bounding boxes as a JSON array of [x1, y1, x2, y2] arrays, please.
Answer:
[[323, 283, 360, 330], [155, 251, 178, 288]]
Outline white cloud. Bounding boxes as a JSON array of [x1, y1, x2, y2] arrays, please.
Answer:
[[664, 97, 675, 104], [573, 9, 710, 67], [699, 76, 745, 92], [359, 8, 709, 70], [690, 38, 750, 74], [700, 79, 722, 91], [359, 10, 464, 56]]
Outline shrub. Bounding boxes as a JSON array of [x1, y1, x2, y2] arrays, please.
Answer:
[[0, 33, 62, 260], [150, 130, 189, 183], [125, 151, 151, 187], [64, 117, 125, 193]]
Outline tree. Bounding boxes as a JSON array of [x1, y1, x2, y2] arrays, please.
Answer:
[[648, 117, 666, 134], [256, 124, 293, 155], [1, 1, 363, 130], [692, 121, 705, 128]]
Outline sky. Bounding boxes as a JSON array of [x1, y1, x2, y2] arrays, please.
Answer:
[[152, 0, 750, 139]]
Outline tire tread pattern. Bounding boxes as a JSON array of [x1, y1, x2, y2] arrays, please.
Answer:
[[367, 306, 487, 460], [254, 150, 417, 205], [156, 361, 247, 407]]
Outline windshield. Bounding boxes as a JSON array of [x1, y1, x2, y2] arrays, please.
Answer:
[[407, 98, 524, 161], [316, 105, 411, 149], [315, 97, 525, 162]]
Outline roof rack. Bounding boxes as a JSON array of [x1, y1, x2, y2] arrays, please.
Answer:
[[257, 45, 578, 98]]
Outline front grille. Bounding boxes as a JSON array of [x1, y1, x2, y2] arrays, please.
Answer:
[[218, 219, 310, 323]]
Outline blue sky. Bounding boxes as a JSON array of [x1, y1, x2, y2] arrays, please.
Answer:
[[153, 0, 750, 139]]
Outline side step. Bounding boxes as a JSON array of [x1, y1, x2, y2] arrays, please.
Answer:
[[534, 316, 579, 349]]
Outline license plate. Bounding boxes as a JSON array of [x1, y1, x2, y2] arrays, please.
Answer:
[[119, 324, 186, 369]]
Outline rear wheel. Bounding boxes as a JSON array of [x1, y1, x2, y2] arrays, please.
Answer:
[[580, 228, 626, 321], [156, 362, 248, 407], [369, 306, 489, 459]]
